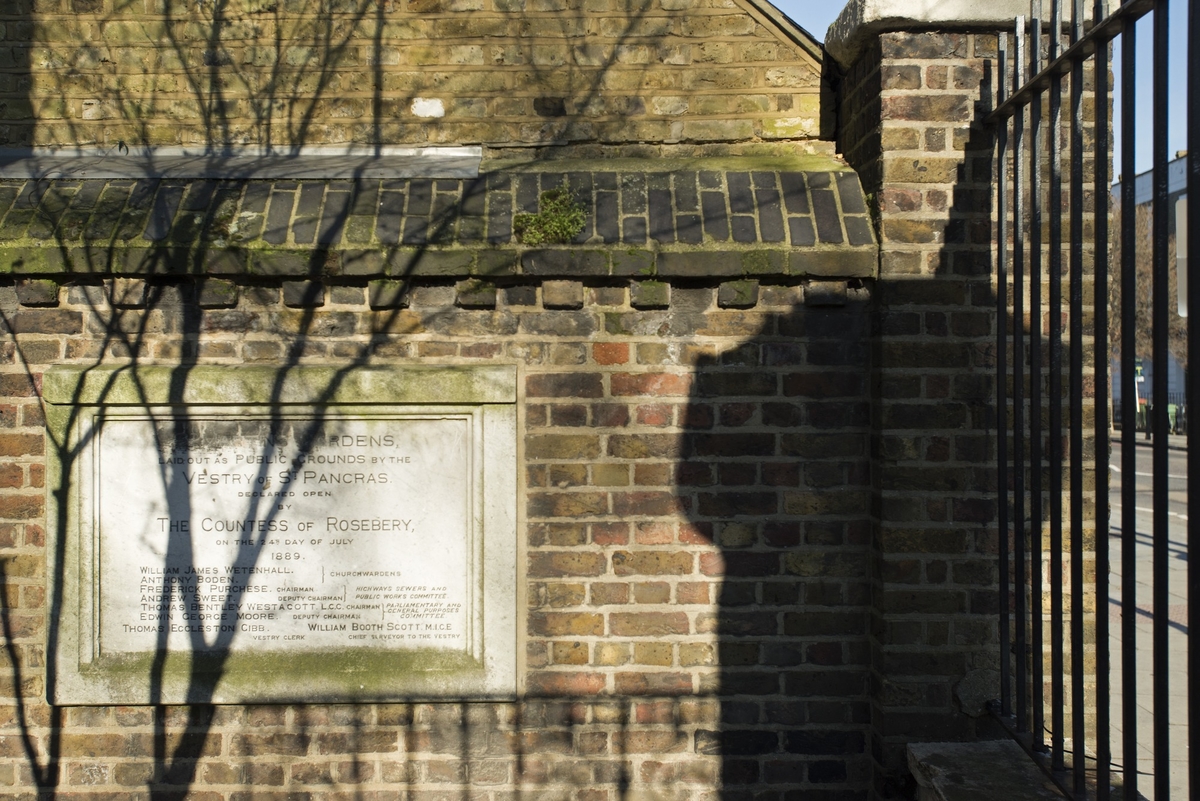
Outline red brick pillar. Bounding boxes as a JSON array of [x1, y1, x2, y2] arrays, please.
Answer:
[[827, 1, 1024, 791]]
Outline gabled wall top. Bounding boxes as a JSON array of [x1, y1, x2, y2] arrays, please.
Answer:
[[736, 0, 825, 63], [3, 0, 831, 151]]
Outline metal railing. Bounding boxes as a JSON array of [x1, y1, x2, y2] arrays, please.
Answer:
[[990, 0, 1198, 797]]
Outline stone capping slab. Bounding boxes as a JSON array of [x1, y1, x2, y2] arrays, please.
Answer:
[[0, 245, 876, 280], [42, 364, 519, 407], [826, 0, 1038, 67], [907, 741, 1066, 801], [0, 146, 483, 180]]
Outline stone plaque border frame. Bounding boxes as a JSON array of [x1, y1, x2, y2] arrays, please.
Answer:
[[44, 364, 519, 705]]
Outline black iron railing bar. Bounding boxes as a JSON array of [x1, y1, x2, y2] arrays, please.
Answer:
[[1118, 8, 1139, 795], [1029, 1, 1048, 749], [1067, 0, 1087, 792], [1013, 16, 1031, 735], [1150, 0, 1170, 795], [997, 30, 1013, 722], [993, 0, 1198, 793], [1189, 0, 1200, 792], [1090, 0, 1111, 795], [1048, 0, 1068, 770], [990, 0, 1152, 123]]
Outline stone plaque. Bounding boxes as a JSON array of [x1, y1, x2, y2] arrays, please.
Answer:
[[46, 366, 518, 704], [97, 414, 476, 655]]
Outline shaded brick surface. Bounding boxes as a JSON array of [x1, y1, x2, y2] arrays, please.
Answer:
[[835, 26, 1054, 793]]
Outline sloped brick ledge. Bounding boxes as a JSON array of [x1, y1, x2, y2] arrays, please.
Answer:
[[0, 161, 877, 282]]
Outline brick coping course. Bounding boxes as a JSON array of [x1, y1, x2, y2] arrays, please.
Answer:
[[0, 162, 877, 281]]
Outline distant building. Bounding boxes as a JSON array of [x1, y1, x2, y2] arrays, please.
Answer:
[[1109, 152, 1188, 411], [1111, 151, 1188, 216]]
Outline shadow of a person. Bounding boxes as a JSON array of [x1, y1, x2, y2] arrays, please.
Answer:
[[680, 286, 873, 798]]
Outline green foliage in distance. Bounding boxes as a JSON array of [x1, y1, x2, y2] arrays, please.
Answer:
[[514, 189, 586, 245]]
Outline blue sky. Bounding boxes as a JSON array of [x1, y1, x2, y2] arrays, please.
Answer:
[[1112, 5, 1190, 178], [769, 0, 840, 45], [772, 0, 1187, 177]]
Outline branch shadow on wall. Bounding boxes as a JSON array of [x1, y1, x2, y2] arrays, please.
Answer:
[[6, 0, 677, 161], [0, 2, 868, 800]]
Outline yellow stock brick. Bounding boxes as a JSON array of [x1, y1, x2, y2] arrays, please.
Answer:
[[572, 43, 611, 66], [99, 20, 168, 44], [519, 17, 587, 37], [689, 94, 770, 115], [660, 44, 692, 64], [679, 643, 715, 666], [680, 15, 758, 37], [552, 641, 590, 664], [544, 583, 587, 607], [634, 643, 674, 666], [680, 119, 754, 141], [681, 67, 755, 90], [433, 18, 510, 38], [371, 20, 431, 39], [693, 42, 734, 64], [530, 45, 570, 67], [599, 16, 674, 37], [616, 45, 653, 65], [760, 115, 819, 139], [738, 41, 780, 61], [764, 65, 820, 88], [592, 463, 630, 487], [594, 642, 631, 666]]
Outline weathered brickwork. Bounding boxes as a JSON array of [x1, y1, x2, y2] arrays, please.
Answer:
[[1, 0, 827, 149], [0, 256, 874, 797], [835, 29, 1005, 792]]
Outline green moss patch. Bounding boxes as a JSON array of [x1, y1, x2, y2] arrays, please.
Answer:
[[513, 189, 586, 245]]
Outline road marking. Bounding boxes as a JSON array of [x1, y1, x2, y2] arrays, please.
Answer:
[[1111, 501, 1189, 522], [1109, 465, 1188, 480]]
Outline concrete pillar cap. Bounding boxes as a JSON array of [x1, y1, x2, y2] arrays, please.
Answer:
[[825, 0, 1031, 67]]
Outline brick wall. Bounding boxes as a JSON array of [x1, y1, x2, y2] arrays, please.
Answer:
[[835, 30, 1006, 793], [833, 42, 881, 200], [1, 0, 827, 149], [0, 246, 874, 796], [0, 5, 1106, 795]]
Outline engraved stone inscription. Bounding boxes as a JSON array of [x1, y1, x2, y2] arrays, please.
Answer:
[[94, 414, 478, 658]]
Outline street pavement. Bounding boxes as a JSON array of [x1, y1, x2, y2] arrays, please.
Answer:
[[1107, 433, 1189, 800]]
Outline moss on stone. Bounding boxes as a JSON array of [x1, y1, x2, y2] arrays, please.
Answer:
[[513, 189, 586, 246], [76, 648, 489, 703], [42, 364, 518, 406]]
